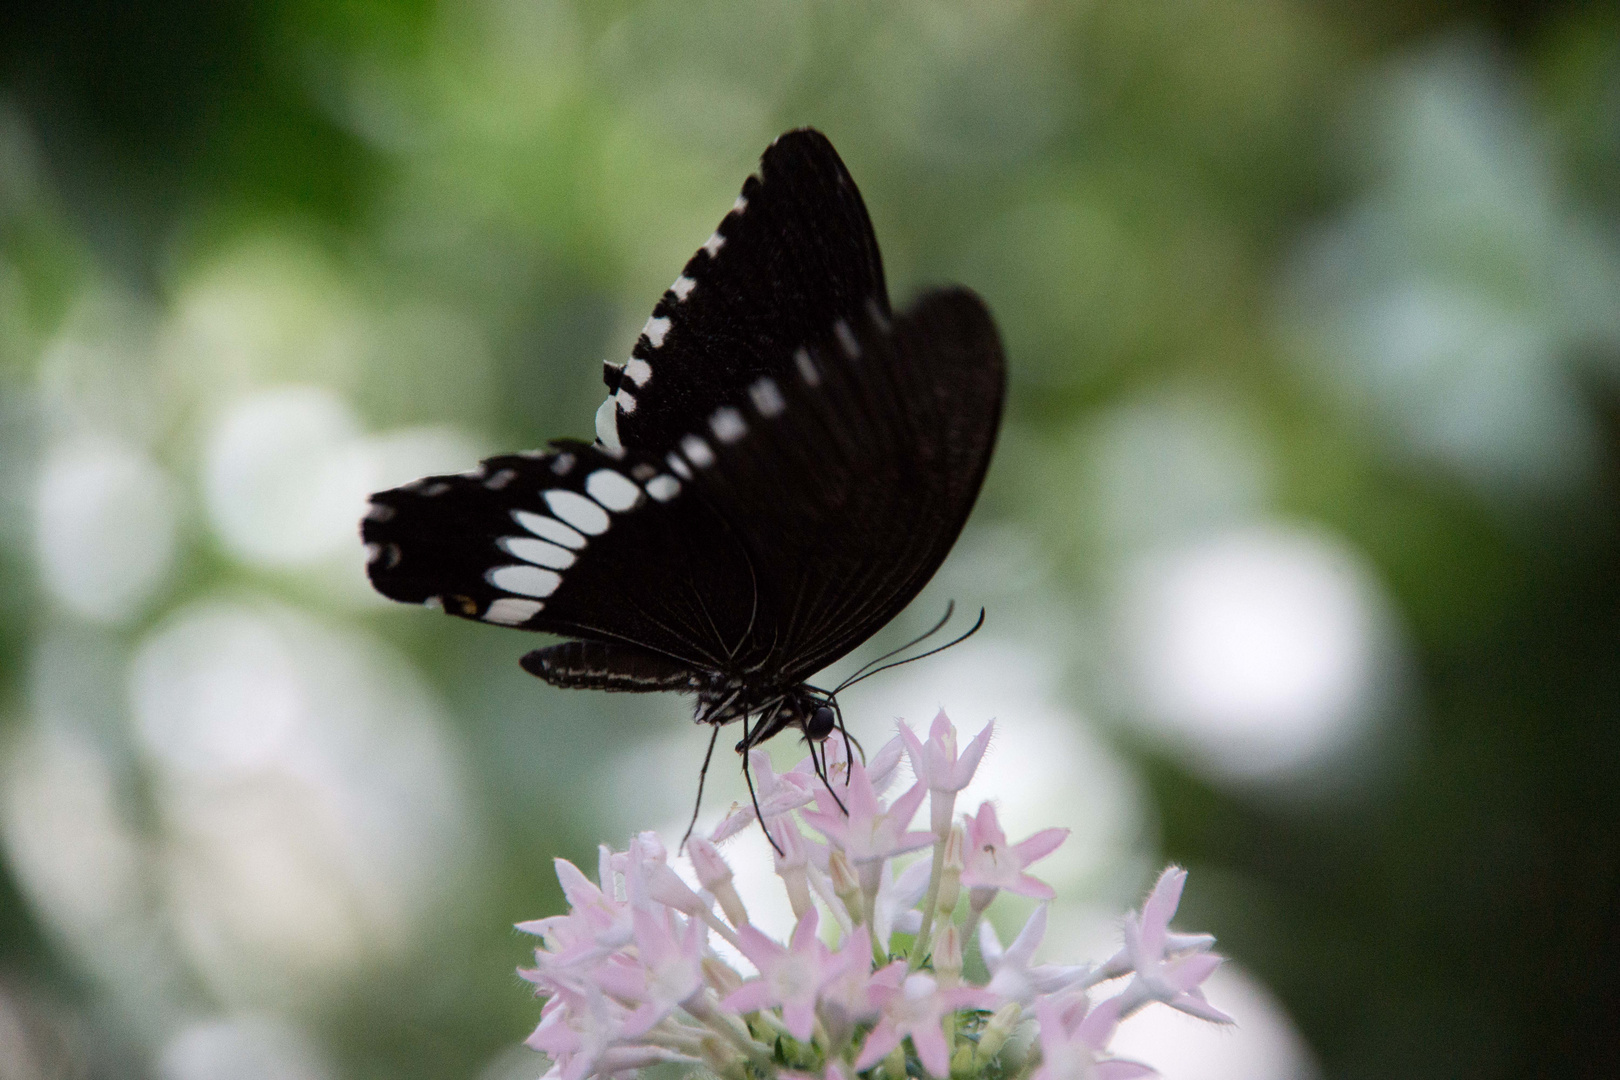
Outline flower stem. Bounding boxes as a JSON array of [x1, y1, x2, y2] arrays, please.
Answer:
[[911, 838, 948, 968]]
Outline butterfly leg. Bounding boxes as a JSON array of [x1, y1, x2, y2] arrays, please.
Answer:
[[739, 709, 786, 856], [807, 737, 850, 817], [680, 724, 723, 853]]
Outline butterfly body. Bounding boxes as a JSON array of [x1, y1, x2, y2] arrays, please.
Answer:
[[363, 129, 1005, 759]]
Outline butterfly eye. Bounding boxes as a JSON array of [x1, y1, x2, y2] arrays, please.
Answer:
[[806, 706, 836, 741]]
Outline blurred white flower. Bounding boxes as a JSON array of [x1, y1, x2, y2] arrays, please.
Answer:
[[0, 724, 145, 966], [35, 436, 179, 624], [160, 1015, 332, 1080], [1116, 523, 1394, 782], [204, 386, 362, 566], [128, 600, 482, 1008], [202, 385, 478, 590]]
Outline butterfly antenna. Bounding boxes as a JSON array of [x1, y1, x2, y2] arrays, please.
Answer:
[[835, 607, 986, 693], [681, 725, 722, 853], [739, 713, 785, 856], [833, 601, 957, 696]]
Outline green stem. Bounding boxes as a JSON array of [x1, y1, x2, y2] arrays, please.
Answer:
[[911, 830, 949, 968]]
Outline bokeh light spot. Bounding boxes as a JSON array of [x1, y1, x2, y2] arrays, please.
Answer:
[[35, 436, 179, 624], [1117, 524, 1393, 781]]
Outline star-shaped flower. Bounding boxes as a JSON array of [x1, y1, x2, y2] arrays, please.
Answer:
[[526, 985, 630, 1080], [711, 749, 820, 841], [1029, 993, 1153, 1080], [800, 757, 934, 867], [817, 927, 889, 1032], [960, 801, 1068, 900], [1098, 867, 1231, 1023], [518, 851, 633, 977], [854, 971, 996, 1077], [901, 711, 993, 794], [722, 907, 850, 1041], [979, 904, 1091, 1005], [812, 733, 909, 798], [900, 711, 994, 833], [618, 907, 708, 1036]]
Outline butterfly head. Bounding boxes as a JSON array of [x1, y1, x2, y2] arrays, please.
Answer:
[[805, 705, 837, 742], [722, 685, 843, 753]]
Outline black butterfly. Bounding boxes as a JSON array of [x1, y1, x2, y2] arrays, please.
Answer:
[[363, 129, 1004, 829]]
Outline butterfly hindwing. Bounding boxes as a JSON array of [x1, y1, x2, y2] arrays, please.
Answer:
[[672, 287, 1005, 681]]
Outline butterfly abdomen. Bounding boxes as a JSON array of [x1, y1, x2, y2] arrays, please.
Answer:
[[521, 640, 705, 692]]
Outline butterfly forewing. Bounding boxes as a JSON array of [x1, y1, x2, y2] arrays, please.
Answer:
[[600, 129, 889, 457]]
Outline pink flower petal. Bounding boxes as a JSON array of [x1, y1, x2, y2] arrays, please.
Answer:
[[953, 719, 994, 787], [1013, 872, 1057, 899], [1011, 826, 1069, 865], [853, 1019, 903, 1070], [910, 1018, 953, 1077], [721, 981, 774, 1015], [1139, 867, 1187, 953], [734, 922, 787, 970], [782, 1000, 817, 1042]]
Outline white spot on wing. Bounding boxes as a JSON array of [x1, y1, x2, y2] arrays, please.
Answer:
[[642, 316, 672, 348], [867, 297, 891, 332], [625, 358, 652, 386], [795, 347, 821, 387], [834, 319, 860, 358], [680, 435, 716, 468], [499, 536, 576, 569], [365, 502, 394, 522], [615, 389, 638, 414], [645, 474, 681, 501], [484, 469, 516, 489], [585, 469, 641, 511], [544, 490, 611, 535], [733, 194, 748, 213], [672, 276, 696, 301], [666, 452, 692, 480], [489, 565, 561, 598], [513, 509, 587, 549], [423, 596, 443, 611], [704, 231, 725, 257], [749, 377, 786, 417], [710, 407, 747, 444], [595, 397, 623, 451], [485, 597, 544, 625]]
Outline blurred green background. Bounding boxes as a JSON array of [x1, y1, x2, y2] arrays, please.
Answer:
[[2, 1, 1619, 1078]]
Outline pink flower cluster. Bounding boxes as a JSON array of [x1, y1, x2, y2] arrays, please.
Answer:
[[519, 713, 1230, 1080]]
